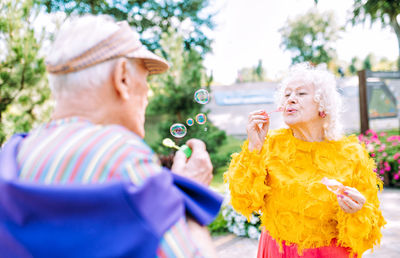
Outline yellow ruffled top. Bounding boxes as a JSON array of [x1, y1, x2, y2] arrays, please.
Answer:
[[224, 128, 386, 256]]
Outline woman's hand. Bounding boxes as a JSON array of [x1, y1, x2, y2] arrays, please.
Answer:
[[247, 110, 270, 152], [337, 186, 366, 214]]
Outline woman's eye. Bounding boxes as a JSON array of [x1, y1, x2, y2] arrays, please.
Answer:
[[285, 94, 290, 97], [298, 92, 307, 95]]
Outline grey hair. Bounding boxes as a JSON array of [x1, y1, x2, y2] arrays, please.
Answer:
[[276, 63, 343, 141], [47, 15, 125, 98]]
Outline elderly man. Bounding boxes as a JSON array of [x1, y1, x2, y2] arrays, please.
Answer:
[[0, 15, 220, 257]]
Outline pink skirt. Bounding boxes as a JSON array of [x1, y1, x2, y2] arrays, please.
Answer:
[[257, 231, 356, 258]]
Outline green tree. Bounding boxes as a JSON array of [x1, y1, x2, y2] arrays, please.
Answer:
[[255, 60, 265, 81], [348, 56, 360, 75], [374, 57, 397, 70], [363, 53, 375, 70], [38, 0, 215, 56], [280, 9, 343, 65], [0, 0, 50, 145], [146, 29, 226, 170], [236, 60, 267, 83], [351, 0, 400, 68], [347, 54, 395, 74]]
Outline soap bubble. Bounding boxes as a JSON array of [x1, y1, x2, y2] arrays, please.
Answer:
[[186, 118, 194, 126], [170, 123, 187, 138], [195, 113, 207, 124], [194, 89, 209, 104]]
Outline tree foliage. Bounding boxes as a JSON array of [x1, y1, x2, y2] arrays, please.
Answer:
[[236, 60, 267, 83], [351, 0, 400, 68], [347, 54, 396, 75], [280, 9, 343, 65], [348, 56, 360, 75], [362, 53, 374, 70], [38, 0, 215, 56], [0, 0, 51, 145], [146, 30, 227, 170], [352, 0, 400, 27], [373, 56, 397, 71]]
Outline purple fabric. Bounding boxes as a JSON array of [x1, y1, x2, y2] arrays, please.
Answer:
[[0, 133, 223, 257], [0, 133, 27, 180], [0, 176, 180, 257], [171, 171, 223, 225]]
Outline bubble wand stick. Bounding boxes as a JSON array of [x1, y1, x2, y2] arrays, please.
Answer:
[[162, 138, 192, 158], [258, 107, 283, 129], [262, 107, 284, 116]]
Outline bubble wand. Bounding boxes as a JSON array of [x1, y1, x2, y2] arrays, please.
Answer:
[[262, 107, 284, 116], [258, 107, 283, 129], [162, 138, 192, 158]]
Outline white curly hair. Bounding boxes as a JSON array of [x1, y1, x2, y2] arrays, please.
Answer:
[[276, 63, 343, 141]]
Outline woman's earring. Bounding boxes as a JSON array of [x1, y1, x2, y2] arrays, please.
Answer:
[[319, 111, 326, 118]]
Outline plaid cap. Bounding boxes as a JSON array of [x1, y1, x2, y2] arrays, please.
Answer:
[[46, 21, 169, 75]]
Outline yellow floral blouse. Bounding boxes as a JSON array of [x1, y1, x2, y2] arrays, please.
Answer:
[[225, 128, 386, 256]]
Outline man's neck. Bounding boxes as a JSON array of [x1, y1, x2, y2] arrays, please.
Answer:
[[51, 94, 112, 126]]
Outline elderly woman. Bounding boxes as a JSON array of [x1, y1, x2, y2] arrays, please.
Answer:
[[225, 64, 385, 257]]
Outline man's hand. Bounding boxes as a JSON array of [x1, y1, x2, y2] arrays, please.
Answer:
[[171, 139, 213, 186]]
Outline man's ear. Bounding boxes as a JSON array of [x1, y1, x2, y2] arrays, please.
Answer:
[[112, 59, 130, 100]]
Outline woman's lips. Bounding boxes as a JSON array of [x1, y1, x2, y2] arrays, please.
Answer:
[[286, 108, 297, 114]]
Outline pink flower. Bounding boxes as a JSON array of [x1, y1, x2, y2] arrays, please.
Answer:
[[358, 134, 364, 141], [394, 153, 400, 160], [387, 135, 400, 142], [398, 159, 400, 164], [379, 169, 385, 175], [378, 144, 386, 152], [394, 174, 400, 180], [382, 152, 388, 157], [393, 142, 398, 146], [383, 161, 391, 171], [366, 129, 377, 136], [380, 132, 387, 137], [373, 168, 377, 172], [371, 153, 376, 157]]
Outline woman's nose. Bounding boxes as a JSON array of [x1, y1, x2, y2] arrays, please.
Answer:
[[287, 94, 297, 103]]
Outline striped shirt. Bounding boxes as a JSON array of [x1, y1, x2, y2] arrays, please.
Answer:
[[17, 117, 202, 257]]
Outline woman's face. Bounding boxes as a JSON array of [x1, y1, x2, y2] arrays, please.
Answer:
[[282, 81, 320, 126]]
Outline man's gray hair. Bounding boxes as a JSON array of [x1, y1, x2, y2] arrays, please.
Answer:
[[47, 15, 125, 98]]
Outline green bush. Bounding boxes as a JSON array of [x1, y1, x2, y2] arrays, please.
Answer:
[[208, 210, 228, 236], [211, 135, 243, 172]]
